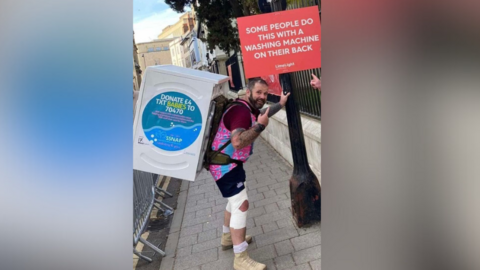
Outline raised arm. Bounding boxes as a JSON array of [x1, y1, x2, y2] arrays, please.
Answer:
[[259, 92, 290, 117]]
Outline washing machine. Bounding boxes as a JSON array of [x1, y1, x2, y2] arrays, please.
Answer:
[[133, 65, 230, 181]]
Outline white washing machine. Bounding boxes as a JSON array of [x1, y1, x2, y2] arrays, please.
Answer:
[[133, 65, 230, 181]]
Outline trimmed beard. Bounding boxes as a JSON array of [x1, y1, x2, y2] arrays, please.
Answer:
[[248, 94, 265, 109]]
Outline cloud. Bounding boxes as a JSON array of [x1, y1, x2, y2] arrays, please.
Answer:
[[134, 9, 181, 43]]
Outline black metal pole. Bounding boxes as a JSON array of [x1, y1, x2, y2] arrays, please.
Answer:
[[279, 73, 321, 227], [270, 0, 321, 227]]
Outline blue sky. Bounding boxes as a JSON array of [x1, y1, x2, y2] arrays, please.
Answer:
[[133, 0, 190, 43]]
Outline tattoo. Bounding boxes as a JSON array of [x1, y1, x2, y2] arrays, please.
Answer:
[[231, 128, 246, 138], [259, 102, 283, 118], [232, 126, 261, 149]]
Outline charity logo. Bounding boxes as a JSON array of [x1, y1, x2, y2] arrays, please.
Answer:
[[142, 91, 202, 151]]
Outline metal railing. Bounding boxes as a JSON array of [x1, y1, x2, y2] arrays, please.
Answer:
[[290, 68, 321, 119], [133, 170, 174, 262], [286, 0, 320, 10], [266, 0, 321, 119], [266, 67, 321, 119]]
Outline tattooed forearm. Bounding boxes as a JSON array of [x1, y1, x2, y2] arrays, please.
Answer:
[[259, 102, 283, 118], [231, 128, 245, 139], [231, 126, 261, 149]]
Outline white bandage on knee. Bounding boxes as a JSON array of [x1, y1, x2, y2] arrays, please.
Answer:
[[231, 210, 248, 230], [226, 201, 232, 213], [227, 189, 249, 229]]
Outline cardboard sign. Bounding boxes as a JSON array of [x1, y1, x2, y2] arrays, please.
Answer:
[[237, 6, 321, 78]]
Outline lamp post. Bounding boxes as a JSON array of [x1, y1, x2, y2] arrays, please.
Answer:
[[260, 0, 321, 227]]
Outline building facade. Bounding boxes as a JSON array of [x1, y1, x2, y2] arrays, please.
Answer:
[[136, 38, 176, 71], [180, 35, 192, 68], [133, 33, 142, 91], [169, 37, 185, 67], [157, 12, 195, 39]]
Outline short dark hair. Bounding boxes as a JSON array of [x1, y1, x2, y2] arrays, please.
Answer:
[[247, 77, 268, 91]]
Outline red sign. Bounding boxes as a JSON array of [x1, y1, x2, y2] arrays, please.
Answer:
[[237, 6, 321, 78], [261, 74, 282, 96]]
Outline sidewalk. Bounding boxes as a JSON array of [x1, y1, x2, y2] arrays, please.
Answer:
[[159, 137, 321, 270]]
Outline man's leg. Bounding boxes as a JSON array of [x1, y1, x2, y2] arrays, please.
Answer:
[[222, 201, 252, 250], [228, 190, 265, 269], [224, 209, 231, 228], [223, 205, 232, 235], [230, 200, 248, 245]]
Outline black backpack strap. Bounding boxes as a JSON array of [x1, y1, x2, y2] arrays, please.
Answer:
[[209, 139, 230, 161], [210, 139, 243, 165], [217, 139, 232, 152]]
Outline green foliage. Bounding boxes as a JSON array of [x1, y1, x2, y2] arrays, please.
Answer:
[[164, 0, 261, 55], [164, 0, 195, 13], [197, 0, 240, 54]]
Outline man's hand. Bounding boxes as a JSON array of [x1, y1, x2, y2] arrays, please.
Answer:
[[311, 74, 321, 90], [257, 107, 270, 127], [279, 91, 291, 106]]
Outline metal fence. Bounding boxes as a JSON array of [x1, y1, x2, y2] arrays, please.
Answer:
[[266, 69, 321, 119], [266, 0, 321, 119], [286, 0, 321, 10], [291, 68, 321, 119], [133, 170, 174, 262]]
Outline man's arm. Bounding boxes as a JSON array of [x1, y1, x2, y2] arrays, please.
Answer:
[[259, 91, 290, 117], [231, 126, 262, 150], [259, 102, 282, 117], [231, 107, 270, 150]]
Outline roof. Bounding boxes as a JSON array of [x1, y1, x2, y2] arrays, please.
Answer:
[[146, 65, 229, 84], [136, 37, 177, 45]]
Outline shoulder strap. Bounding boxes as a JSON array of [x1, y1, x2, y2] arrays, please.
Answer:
[[226, 99, 252, 113], [208, 139, 242, 165], [209, 139, 231, 160], [217, 139, 231, 152]]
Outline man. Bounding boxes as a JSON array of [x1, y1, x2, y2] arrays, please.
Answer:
[[209, 77, 290, 270]]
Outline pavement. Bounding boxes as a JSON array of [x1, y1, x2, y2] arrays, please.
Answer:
[[157, 137, 321, 270]]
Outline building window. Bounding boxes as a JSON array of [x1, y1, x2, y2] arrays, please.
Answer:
[[164, 47, 169, 51], [156, 47, 161, 51], [147, 48, 154, 52]]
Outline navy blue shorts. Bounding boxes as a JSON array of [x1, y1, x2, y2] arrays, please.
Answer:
[[215, 164, 246, 198]]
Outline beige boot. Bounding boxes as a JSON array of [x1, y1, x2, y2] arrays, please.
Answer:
[[234, 250, 266, 270], [221, 233, 253, 250]]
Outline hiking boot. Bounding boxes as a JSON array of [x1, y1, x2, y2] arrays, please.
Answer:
[[221, 233, 252, 250], [234, 250, 266, 270]]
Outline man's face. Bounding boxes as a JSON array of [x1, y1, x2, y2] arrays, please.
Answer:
[[248, 82, 269, 109]]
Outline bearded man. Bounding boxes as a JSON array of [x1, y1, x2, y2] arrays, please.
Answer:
[[209, 77, 290, 270]]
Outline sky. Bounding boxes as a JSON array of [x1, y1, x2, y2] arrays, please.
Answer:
[[133, 0, 190, 43]]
